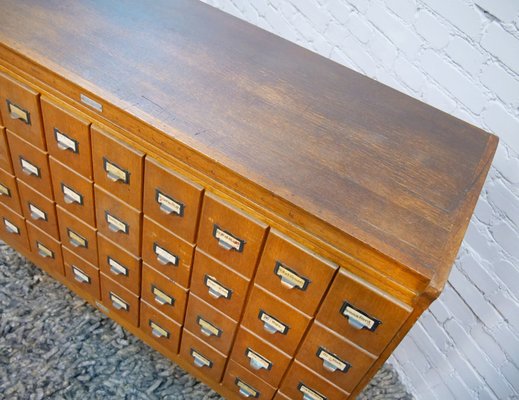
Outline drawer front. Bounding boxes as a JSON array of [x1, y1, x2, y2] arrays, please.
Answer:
[[50, 158, 95, 226], [0, 168, 22, 214], [316, 268, 412, 355], [100, 273, 140, 326], [241, 285, 312, 356], [141, 264, 188, 324], [230, 327, 291, 387], [190, 249, 249, 321], [179, 328, 227, 383], [280, 361, 349, 400], [0, 203, 29, 250], [41, 97, 92, 179], [91, 126, 144, 209], [18, 180, 59, 239], [141, 216, 194, 289], [0, 128, 13, 173], [255, 230, 337, 316], [197, 193, 268, 278], [27, 222, 64, 275], [57, 206, 98, 266], [222, 360, 277, 400], [140, 300, 182, 354], [143, 157, 204, 243], [7, 131, 53, 199], [183, 293, 238, 355], [0, 72, 45, 149], [295, 321, 375, 392], [273, 392, 291, 400], [98, 233, 141, 295], [63, 247, 101, 300], [94, 185, 141, 255]]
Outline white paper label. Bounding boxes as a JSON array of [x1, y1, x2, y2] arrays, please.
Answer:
[[157, 191, 183, 215], [317, 348, 349, 372], [197, 317, 221, 336], [0, 183, 11, 196], [246, 349, 271, 370], [259, 312, 288, 334], [62, 184, 82, 204], [154, 244, 178, 265], [29, 203, 47, 221], [4, 219, 19, 234], [205, 275, 230, 299], [72, 266, 90, 283], [36, 242, 54, 258], [68, 229, 87, 247], [106, 213, 128, 233], [80, 94, 103, 112], [55, 130, 78, 152], [20, 158, 39, 176], [299, 385, 326, 400], [108, 257, 128, 275], [214, 227, 243, 251], [342, 305, 375, 330], [110, 293, 128, 311], [191, 350, 211, 367]]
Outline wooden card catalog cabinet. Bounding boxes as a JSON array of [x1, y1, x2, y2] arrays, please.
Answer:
[[0, 1, 497, 399]]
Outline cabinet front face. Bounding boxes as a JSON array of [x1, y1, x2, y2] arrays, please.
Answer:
[[63, 247, 101, 300], [27, 222, 64, 275], [140, 300, 182, 353], [18, 180, 59, 239]]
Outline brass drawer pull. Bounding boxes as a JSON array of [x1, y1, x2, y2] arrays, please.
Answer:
[[29, 203, 47, 221], [19, 157, 40, 177], [258, 310, 289, 335], [105, 212, 128, 234], [298, 383, 327, 400], [153, 243, 178, 266], [67, 228, 88, 248], [213, 224, 245, 252], [340, 301, 381, 332], [246, 348, 272, 371], [274, 261, 310, 291], [0, 183, 11, 197], [7, 100, 31, 125], [152, 285, 174, 306], [3, 218, 20, 234], [204, 274, 232, 300], [36, 242, 54, 259], [109, 292, 129, 311], [71, 265, 91, 284], [197, 316, 222, 338], [190, 349, 212, 368], [235, 378, 259, 398], [316, 347, 351, 373], [108, 256, 128, 276], [156, 189, 184, 216], [54, 128, 78, 153], [103, 158, 129, 184], [61, 184, 83, 205], [149, 320, 170, 339]]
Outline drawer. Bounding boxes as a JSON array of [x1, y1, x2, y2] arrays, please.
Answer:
[[255, 230, 337, 316], [18, 180, 59, 239], [316, 268, 412, 355], [180, 328, 227, 383], [100, 273, 140, 326], [140, 300, 182, 354], [0, 127, 13, 173], [273, 392, 291, 400], [63, 247, 101, 300], [143, 157, 204, 243], [241, 285, 312, 356], [91, 126, 144, 209], [190, 249, 249, 321], [98, 233, 141, 295], [280, 361, 349, 400], [222, 360, 277, 400], [26, 222, 63, 275], [141, 264, 188, 324], [0, 72, 45, 149], [50, 157, 95, 226], [7, 131, 53, 199], [57, 206, 98, 266], [197, 193, 268, 278], [41, 97, 92, 179], [0, 168, 22, 214], [230, 327, 291, 387], [183, 293, 238, 355], [0, 203, 29, 250], [94, 185, 141, 255], [141, 216, 194, 289], [295, 321, 376, 392]]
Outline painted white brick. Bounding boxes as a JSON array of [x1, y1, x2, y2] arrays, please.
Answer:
[[414, 10, 450, 48], [347, 12, 373, 43], [487, 180, 519, 228], [421, 82, 457, 114], [494, 259, 519, 299], [470, 325, 508, 367], [464, 219, 501, 263], [428, 298, 451, 323], [340, 35, 378, 77], [489, 291, 519, 332], [481, 22, 519, 74], [441, 283, 477, 328], [291, 1, 329, 33], [421, 0, 483, 37], [349, 0, 369, 13], [386, 0, 417, 23], [445, 347, 486, 394], [482, 102, 519, 154], [420, 311, 452, 351], [457, 251, 500, 296], [475, 0, 519, 23], [492, 144, 519, 184], [443, 373, 476, 400], [474, 196, 494, 225], [394, 56, 425, 91], [369, 28, 398, 67], [481, 62, 519, 106], [376, 67, 407, 91], [326, 0, 352, 19], [501, 361, 519, 393], [492, 325, 519, 367], [445, 36, 486, 77], [491, 221, 519, 260]]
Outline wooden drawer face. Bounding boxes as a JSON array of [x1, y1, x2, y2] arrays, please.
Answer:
[[27, 222, 64, 275], [197, 193, 268, 278], [230, 327, 291, 387], [295, 321, 376, 392], [0, 203, 29, 250], [316, 268, 412, 355], [41, 97, 92, 179], [190, 249, 249, 321], [222, 360, 277, 400], [50, 157, 95, 226], [0, 128, 13, 173], [91, 126, 144, 209], [141, 216, 194, 289], [0, 72, 45, 149], [273, 392, 291, 400], [18, 179, 59, 239], [0, 168, 22, 214], [63, 247, 100, 300], [180, 328, 227, 383], [143, 157, 204, 243], [100, 273, 139, 326], [141, 264, 188, 324], [280, 361, 349, 400], [184, 293, 238, 355], [140, 300, 182, 354], [255, 230, 337, 316], [98, 233, 141, 295], [241, 285, 312, 356], [57, 206, 98, 266], [7, 131, 53, 199], [94, 185, 141, 255]]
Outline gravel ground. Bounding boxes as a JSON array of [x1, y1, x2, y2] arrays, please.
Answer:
[[0, 242, 413, 400]]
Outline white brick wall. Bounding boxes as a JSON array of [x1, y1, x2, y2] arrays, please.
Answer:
[[199, 0, 519, 398]]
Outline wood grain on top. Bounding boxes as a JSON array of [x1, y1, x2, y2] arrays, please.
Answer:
[[0, 0, 497, 280]]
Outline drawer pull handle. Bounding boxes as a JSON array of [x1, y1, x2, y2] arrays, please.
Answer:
[[108, 257, 128, 276], [20, 158, 41, 177], [197, 316, 222, 337], [0, 184, 11, 197], [3, 218, 20, 234], [156, 190, 185, 216], [61, 184, 84, 205], [67, 229, 87, 248], [109, 292, 129, 311], [204, 275, 232, 300], [149, 320, 170, 339], [258, 310, 289, 335], [317, 347, 351, 373], [213, 225, 245, 252], [54, 128, 79, 153], [71, 266, 91, 284], [63, 193, 79, 204], [340, 301, 381, 332], [36, 242, 54, 259], [298, 383, 327, 400], [274, 262, 310, 291], [105, 212, 129, 234], [152, 285, 174, 306], [246, 348, 272, 371], [190, 349, 212, 368], [7, 100, 31, 125], [29, 204, 47, 221], [235, 379, 259, 398], [153, 243, 178, 266], [103, 158, 130, 184]]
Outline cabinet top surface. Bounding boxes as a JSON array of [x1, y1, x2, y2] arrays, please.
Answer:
[[0, 0, 497, 278]]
